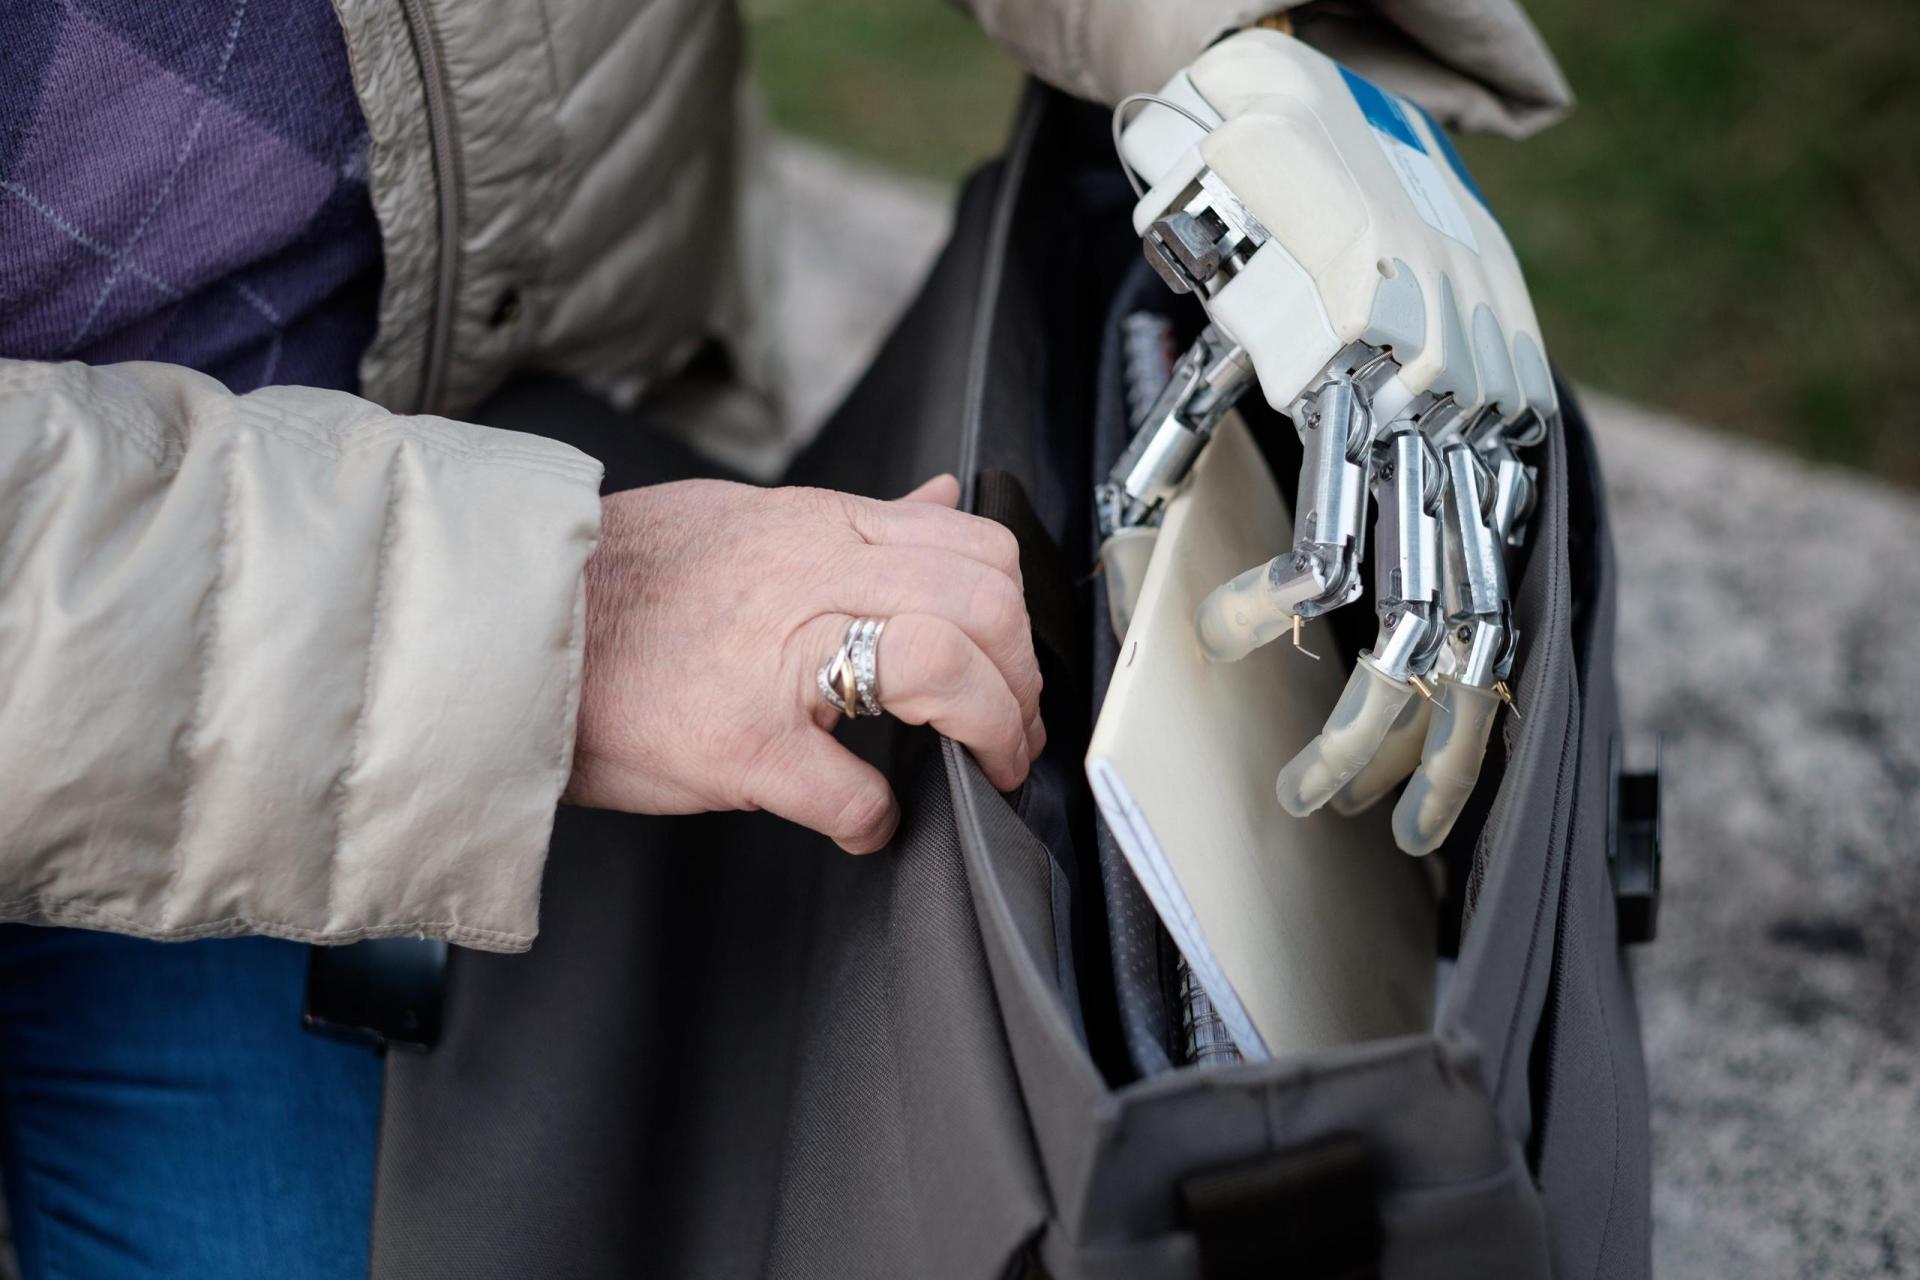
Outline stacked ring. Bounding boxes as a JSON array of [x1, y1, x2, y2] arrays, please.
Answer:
[[817, 617, 887, 719]]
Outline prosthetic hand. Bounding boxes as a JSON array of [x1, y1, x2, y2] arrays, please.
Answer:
[[1096, 29, 1553, 855]]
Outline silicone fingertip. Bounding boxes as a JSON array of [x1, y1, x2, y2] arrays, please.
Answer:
[[1275, 746, 1337, 816], [1099, 527, 1159, 640], [1391, 777, 1450, 857], [1196, 558, 1292, 663], [1328, 696, 1431, 815], [1392, 683, 1502, 856], [1275, 663, 1416, 817], [1326, 784, 1370, 818], [1328, 751, 1408, 816]]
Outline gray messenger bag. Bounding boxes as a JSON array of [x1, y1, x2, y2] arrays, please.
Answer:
[[361, 84, 1658, 1280]]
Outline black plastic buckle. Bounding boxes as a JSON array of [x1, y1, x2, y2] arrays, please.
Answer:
[[1608, 736, 1663, 945], [1177, 1134, 1382, 1280], [302, 937, 448, 1052]]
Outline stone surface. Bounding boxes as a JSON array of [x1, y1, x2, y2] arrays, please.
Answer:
[[1593, 396, 1920, 1280], [770, 140, 1920, 1280]]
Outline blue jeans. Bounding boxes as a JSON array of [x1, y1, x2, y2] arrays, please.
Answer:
[[0, 926, 383, 1279]]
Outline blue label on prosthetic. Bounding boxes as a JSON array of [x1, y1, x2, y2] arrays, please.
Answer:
[[1338, 62, 1481, 252], [1339, 65, 1424, 152]]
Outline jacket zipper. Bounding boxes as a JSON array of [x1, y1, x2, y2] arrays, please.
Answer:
[[398, 0, 458, 414]]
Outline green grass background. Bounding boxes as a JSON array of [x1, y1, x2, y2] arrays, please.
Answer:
[[745, 0, 1920, 482]]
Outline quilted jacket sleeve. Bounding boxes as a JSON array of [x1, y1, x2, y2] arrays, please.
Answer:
[[956, 0, 1573, 136], [0, 359, 604, 953]]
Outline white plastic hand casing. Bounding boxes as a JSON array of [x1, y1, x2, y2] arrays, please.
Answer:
[[1120, 29, 1557, 432], [1103, 29, 1555, 855]]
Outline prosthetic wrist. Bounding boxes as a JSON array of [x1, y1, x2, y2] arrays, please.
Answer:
[[1096, 28, 1552, 855]]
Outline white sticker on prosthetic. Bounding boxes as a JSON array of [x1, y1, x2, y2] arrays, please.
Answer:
[[1194, 557, 1297, 663], [1275, 661, 1415, 817], [1329, 694, 1432, 816], [1392, 681, 1502, 855]]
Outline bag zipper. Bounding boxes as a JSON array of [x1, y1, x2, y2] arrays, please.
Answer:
[[398, 0, 458, 414]]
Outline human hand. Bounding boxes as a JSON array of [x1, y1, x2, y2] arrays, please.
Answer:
[[565, 475, 1044, 852]]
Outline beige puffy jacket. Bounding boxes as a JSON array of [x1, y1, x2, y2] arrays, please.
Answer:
[[0, 0, 1569, 952]]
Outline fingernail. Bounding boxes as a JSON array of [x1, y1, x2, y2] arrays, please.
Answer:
[[1026, 715, 1047, 760]]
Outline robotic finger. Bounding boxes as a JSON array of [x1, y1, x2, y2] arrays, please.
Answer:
[[1390, 434, 1530, 853], [1193, 365, 1381, 663], [1271, 412, 1447, 815], [1393, 681, 1503, 854], [1096, 321, 1255, 636]]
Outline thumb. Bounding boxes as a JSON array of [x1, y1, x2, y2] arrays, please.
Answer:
[[899, 473, 961, 507], [747, 730, 902, 854]]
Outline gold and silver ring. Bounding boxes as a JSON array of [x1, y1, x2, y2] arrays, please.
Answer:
[[817, 617, 886, 719]]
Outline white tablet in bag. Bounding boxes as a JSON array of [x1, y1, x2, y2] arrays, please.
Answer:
[[1087, 412, 1436, 1059]]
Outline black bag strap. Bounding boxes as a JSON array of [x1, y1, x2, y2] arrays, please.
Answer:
[[1177, 1136, 1382, 1280]]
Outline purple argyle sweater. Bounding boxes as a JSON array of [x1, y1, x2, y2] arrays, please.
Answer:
[[0, 0, 383, 395]]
